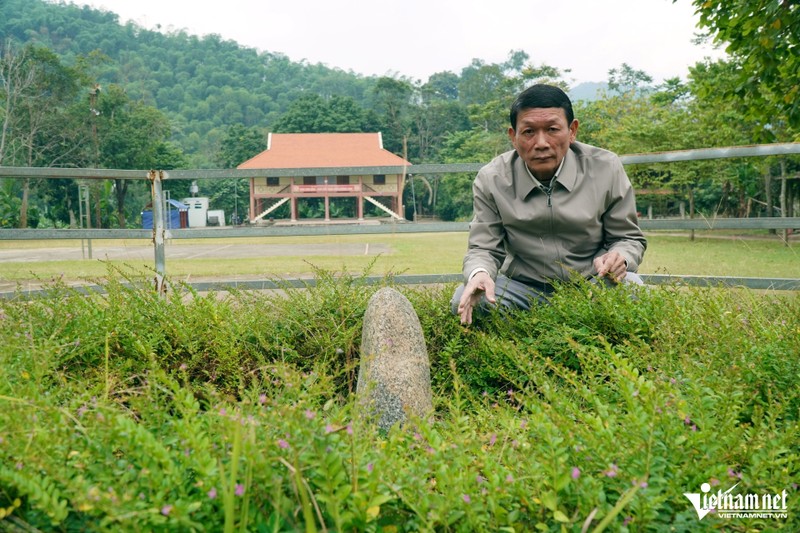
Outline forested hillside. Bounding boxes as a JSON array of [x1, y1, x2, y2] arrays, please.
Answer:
[[0, 0, 379, 166]]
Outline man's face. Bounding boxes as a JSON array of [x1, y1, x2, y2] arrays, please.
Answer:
[[508, 107, 578, 181]]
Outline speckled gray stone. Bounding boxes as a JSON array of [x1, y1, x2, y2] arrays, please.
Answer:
[[357, 287, 433, 431]]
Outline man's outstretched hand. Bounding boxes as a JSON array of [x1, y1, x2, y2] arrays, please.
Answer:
[[457, 271, 496, 324]]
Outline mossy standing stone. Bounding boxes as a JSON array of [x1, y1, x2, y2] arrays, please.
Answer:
[[357, 287, 433, 431]]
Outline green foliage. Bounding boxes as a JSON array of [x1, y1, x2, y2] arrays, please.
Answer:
[[272, 93, 379, 134], [214, 124, 266, 169], [685, 0, 800, 131], [1, 266, 798, 531]]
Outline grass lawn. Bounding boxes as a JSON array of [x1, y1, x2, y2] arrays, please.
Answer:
[[0, 232, 797, 284]]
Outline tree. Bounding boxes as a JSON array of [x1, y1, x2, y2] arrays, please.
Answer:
[[459, 51, 569, 133], [606, 63, 653, 95], [421, 71, 460, 102], [0, 41, 87, 227], [210, 124, 267, 223], [215, 124, 266, 168], [94, 84, 186, 227], [371, 77, 413, 155], [683, 0, 800, 130], [272, 93, 377, 134]]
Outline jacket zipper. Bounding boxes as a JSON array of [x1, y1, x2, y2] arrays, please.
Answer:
[[543, 184, 564, 278]]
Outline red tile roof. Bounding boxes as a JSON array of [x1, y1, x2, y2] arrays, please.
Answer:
[[238, 133, 411, 169]]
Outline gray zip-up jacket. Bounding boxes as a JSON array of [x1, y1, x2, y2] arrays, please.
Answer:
[[462, 141, 646, 285]]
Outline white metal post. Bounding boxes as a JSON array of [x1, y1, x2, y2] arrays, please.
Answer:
[[149, 170, 167, 295]]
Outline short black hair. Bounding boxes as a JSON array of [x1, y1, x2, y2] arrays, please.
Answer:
[[509, 84, 574, 130]]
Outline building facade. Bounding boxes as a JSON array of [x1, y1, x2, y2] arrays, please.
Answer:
[[240, 132, 411, 223]]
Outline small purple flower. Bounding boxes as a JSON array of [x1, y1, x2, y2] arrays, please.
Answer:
[[505, 474, 514, 483], [710, 478, 720, 487], [235, 484, 245, 497], [623, 516, 632, 526], [489, 433, 497, 446], [219, 407, 227, 416], [277, 439, 289, 449], [728, 468, 742, 479], [179, 363, 187, 371], [208, 488, 217, 499], [304, 409, 316, 420], [161, 505, 172, 516], [324, 423, 335, 434], [476, 475, 486, 484], [571, 467, 581, 480], [462, 494, 471, 504], [15, 462, 22, 470], [259, 394, 267, 405], [367, 463, 374, 473], [603, 464, 619, 478], [426, 446, 435, 455], [520, 419, 528, 429], [346, 424, 353, 435], [684, 415, 691, 425]]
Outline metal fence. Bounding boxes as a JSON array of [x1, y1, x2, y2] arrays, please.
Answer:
[[1, 143, 799, 298]]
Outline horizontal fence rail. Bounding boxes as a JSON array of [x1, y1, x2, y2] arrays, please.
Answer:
[[2, 274, 798, 301], [1, 143, 799, 180], [1, 217, 800, 241], [1, 142, 799, 297]]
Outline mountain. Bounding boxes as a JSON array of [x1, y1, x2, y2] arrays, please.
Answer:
[[569, 82, 607, 102]]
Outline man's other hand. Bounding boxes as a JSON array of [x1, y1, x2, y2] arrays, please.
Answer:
[[457, 271, 496, 324], [593, 251, 628, 283]]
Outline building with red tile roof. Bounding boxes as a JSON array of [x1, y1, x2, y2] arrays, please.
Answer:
[[239, 132, 410, 222]]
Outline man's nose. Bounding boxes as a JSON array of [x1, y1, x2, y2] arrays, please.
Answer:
[[532, 131, 548, 148]]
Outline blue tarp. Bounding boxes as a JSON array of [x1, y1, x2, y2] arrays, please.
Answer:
[[141, 199, 188, 229]]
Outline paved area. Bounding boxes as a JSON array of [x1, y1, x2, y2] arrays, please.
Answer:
[[0, 241, 393, 295], [0, 242, 390, 263]]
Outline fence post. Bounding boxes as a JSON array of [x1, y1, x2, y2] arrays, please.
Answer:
[[78, 180, 93, 259], [149, 170, 168, 295]]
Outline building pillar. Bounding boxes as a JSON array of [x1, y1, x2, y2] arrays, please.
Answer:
[[290, 197, 297, 221], [249, 178, 256, 223], [324, 195, 330, 221]]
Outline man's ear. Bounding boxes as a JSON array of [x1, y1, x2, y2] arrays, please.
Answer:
[[569, 120, 579, 142], [507, 126, 517, 148]]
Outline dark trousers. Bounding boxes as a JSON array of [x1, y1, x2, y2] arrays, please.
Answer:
[[450, 272, 644, 315]]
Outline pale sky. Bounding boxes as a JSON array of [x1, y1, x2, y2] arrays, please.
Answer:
[[78, 0, 727, 85]]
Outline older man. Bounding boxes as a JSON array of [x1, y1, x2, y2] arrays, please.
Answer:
[[453, 84, 646, 324]]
